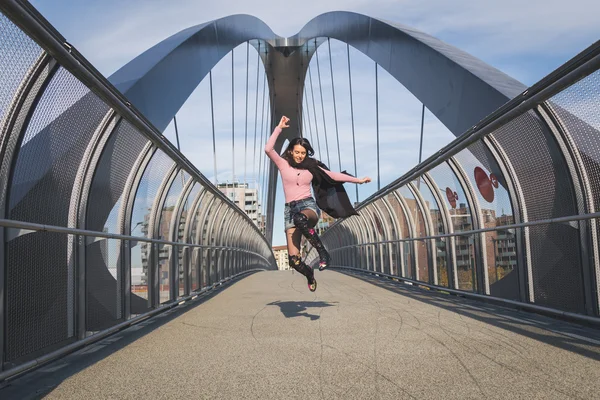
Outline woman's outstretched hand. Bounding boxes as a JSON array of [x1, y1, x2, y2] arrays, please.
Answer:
[[358, 177, 372, 184], [278, 115, 290, 129]]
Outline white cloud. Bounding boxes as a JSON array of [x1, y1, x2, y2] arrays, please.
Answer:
[[30, 0, 600, 77]]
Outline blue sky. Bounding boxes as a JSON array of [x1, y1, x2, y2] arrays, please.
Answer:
[[28, 0, 600, 246]]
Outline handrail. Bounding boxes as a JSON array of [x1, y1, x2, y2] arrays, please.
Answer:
[[0, 218, 272, 262], [327, 211, 600, 250]]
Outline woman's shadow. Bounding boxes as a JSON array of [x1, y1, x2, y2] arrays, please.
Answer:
[[267, 301, 336, 320]]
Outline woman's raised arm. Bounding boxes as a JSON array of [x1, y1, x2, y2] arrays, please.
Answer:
[[264, 116, 290, 169]]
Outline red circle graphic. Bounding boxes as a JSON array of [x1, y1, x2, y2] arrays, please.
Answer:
[[446, 187, 457, 209], [474, 166, 494, 203]]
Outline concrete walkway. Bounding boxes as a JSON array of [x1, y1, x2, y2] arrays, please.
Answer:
[[3, 269, 600, 399]]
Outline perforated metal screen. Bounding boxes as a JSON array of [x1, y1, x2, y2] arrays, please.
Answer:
[[492, 111, 584, 312]]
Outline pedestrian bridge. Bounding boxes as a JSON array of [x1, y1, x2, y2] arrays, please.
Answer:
[[1, 1, 600, 398]]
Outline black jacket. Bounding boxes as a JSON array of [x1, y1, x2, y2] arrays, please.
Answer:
[[307, 163, 359, 219]]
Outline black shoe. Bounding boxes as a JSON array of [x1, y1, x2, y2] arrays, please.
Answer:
[[308, 277, 317, 292], [318, 252, 331, 271]]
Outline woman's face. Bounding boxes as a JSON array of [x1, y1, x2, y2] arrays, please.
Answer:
[[291, 144, 307, 164]]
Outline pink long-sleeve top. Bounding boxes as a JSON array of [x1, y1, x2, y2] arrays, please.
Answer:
[[265, 127, 361, 203]]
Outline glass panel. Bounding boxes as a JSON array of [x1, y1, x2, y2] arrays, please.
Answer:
[[86, 238, 121, 331], [130, 150, 174, 238], [158, 170, 189, 240], [398, 186, 425, 280], [129, 150, 174, 309], [130, 239, 151, 315], [428, 162, 476, 291], [453, 144, 515, 227], [157, 244, 171, 304], [413, 177, 447, 285], [180, 184, 202, 242], [485, 230, 519, 300]]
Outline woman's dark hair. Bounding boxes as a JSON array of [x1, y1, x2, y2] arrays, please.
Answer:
[[282, 137, 315, 163]]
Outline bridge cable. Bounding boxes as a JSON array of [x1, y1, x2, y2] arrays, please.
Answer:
[[232, 49, 235, 185], [209, 70, 218, 184], [347, 43, 359, 203], [256, 65, 267, 188], [328, 38, 342, 171], [304, 47, 321, 160], [244, 41, 250, 190], [315, 38, 331, 167], [260, 97, 271, 222], [303, 86, 315, 146], [258, 68, 268, 193], [307, 64, 322, 160], [263, 49, 275, 216], [376, 63, 380, 191], [253, 43, 263, 188]]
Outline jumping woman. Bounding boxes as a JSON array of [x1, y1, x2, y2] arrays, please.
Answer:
[[265, 115, 371, 291]]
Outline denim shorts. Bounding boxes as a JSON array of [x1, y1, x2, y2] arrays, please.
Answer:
[[283, 197, 320, 231]]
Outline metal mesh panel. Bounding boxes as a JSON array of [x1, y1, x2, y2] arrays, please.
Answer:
[[549, 72, 600, 309], [428, 162, 476, 290], [5, 67, 108, 363], [9, 67, 110, 225], [0, 14, 43, 128], [549, 72, 600, 209], [491, 111, 584, 312], [5, 232, 71, 362], [85, 238, 121, 331]]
